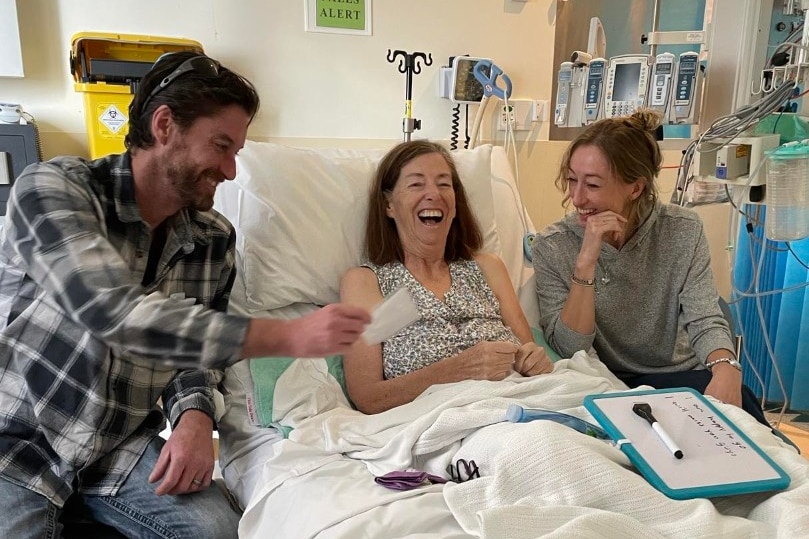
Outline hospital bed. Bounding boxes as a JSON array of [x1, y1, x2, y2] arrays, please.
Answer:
[[212, 142, 809, 538]]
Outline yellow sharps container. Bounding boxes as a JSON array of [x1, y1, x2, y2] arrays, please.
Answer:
[[70, 32, 204, 158]]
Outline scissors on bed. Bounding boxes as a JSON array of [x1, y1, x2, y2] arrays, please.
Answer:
[[469, 60, 513, 148]]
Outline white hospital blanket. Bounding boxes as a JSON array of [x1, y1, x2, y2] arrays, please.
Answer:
[[239, 353, 809, 538]]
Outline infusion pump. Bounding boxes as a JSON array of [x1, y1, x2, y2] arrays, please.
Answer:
[[554, 51, 703, 126], [603, 54, 653, 118], [583, 58, 607, 124], [649, 52, 675, 118]]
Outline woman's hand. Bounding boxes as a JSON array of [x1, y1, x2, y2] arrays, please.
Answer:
[[513, 342, 554, 377], [704, 363, 743, 408], [578, 210, 628, 267], [455, 341, 518, 381]]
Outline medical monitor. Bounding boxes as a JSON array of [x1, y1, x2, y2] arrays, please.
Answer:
[[450, 56, 491, 104], [604, 54, 652, 118]]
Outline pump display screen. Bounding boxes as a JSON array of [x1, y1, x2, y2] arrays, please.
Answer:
[[655, 63, 672, 74], [678, 59, 697, 75], [613, 63, 641, 101]]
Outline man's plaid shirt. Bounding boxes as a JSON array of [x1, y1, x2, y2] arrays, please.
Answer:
[[0, 152, 248, 506]]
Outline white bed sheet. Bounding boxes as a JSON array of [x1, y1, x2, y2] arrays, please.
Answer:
[[237, 353, 809, 538], [218, 335, 474, 537]]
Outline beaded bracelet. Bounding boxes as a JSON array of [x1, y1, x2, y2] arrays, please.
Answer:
[[571, 274, 595, 287]]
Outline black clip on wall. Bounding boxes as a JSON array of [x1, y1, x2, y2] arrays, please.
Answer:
[[386, 49, 433, 141]]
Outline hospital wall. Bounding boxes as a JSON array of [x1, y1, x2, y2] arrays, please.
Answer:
[[0, 0, 731, 296]]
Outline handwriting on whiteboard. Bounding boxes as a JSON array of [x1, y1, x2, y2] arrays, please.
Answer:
[[668, 395, 749, 457]]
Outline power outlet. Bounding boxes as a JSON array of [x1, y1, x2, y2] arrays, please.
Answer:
[[497, 99, 534, 131], [533, 99, 550, 122]]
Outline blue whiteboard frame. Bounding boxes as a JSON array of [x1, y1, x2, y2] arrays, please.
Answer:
[[584, 387, 790, 500]]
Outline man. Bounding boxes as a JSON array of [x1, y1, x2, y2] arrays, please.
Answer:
[[0, 51, 369, 538]]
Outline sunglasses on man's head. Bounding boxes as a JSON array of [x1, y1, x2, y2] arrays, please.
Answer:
[[140, 55, 220, 114]]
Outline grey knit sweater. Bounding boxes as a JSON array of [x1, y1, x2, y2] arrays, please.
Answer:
[[532, 202, 733, 376]]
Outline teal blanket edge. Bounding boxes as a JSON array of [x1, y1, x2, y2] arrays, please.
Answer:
[[249, 355, 347, 429]]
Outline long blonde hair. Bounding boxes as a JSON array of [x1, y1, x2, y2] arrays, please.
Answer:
[[555, 109, 663, 231]]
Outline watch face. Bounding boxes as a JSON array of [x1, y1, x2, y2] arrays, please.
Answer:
[[729, 359, 742, 370]]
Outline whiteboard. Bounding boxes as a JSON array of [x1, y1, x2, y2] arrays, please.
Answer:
[[0, 0, 24, 77], [584, 387, 790, 499]]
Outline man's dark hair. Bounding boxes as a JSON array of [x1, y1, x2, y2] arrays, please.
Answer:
[[125, 51, 260, 150]]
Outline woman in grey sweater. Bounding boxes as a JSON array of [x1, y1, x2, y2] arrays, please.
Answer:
[[532, 110, 769, 427]]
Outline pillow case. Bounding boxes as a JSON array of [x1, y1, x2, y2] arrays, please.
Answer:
[[214, 142, 502, 312], [490, 146, 540, 327]]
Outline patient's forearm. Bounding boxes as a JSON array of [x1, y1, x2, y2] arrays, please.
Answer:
[[353, 382, 429, 415], [351, 344, 515, 414], [351, 356, 473, 414]]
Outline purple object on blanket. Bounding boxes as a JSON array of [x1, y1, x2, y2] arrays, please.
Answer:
[[374, 470, 449, 491]]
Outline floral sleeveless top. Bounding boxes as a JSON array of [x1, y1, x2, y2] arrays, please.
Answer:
[[363, 259, 520, 379]]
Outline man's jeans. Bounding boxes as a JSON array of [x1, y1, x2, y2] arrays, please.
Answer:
[[0, 436, 240, 539]]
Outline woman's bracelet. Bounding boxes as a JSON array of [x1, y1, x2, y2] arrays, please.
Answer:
[[571, 274, 595, 287]]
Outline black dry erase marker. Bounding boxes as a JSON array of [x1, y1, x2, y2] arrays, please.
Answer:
[[633, 402, 684, 459]]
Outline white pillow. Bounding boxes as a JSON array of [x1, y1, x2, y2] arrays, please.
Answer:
[[489, 146, 539, 328], [214, 142, 502, 312]]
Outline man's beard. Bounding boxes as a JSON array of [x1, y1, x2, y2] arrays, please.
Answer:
[[166, 160, 218, 211]]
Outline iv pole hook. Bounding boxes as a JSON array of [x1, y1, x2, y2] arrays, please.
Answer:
[[387, 49, 433, 141]]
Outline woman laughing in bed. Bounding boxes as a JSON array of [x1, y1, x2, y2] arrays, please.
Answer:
[[340, 140, 553, 414]]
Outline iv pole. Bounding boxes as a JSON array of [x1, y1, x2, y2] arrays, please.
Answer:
[[387, 49, 432, 141]]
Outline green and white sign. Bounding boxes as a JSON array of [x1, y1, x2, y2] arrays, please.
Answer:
[[306, 0, 372, 35]]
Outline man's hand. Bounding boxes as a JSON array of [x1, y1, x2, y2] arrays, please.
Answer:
[[148, 409, 215, 496], [704, 363, 743, 408], [513, 342, 554, 377], [287, 303, 371, 357]]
